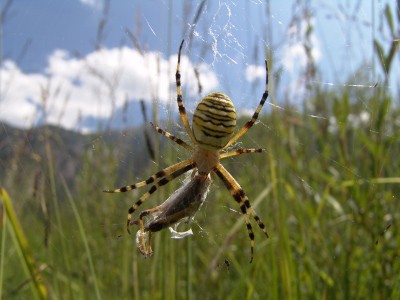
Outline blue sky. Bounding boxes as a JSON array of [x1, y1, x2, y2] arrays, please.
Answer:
[[1, 0, 398, 132]]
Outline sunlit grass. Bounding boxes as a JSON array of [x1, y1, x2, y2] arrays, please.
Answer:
[[0, 188, 47, 299], [1, 84, 399, 299], [1, 2, 400, 296]]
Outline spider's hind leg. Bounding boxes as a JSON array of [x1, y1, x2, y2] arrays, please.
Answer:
[[213, 163, 269, 263]]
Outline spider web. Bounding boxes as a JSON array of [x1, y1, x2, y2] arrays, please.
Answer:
[[129, 0, 399, 266], [1, 0, 399, 288]]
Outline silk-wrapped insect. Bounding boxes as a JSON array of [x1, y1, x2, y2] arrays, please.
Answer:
[[133, 172, 211, 256]]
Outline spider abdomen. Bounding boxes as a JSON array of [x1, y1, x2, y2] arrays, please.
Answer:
[[192, 92, 237, 150]]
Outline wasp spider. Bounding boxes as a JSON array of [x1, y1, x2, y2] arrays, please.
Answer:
[[104, 40, 269, 262]]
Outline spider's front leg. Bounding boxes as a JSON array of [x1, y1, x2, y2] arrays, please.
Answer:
[[224, 59, 269, 148], [175, 39, 197, 144]]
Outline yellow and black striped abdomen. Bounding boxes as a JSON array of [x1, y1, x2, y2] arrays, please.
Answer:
[[192, 92, 237, 150]]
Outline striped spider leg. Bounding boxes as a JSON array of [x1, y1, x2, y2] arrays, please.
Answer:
[[104, 40, 269, 262]]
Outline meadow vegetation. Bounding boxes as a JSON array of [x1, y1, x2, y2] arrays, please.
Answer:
[[1, 1, 399, 299], [1, 83, 399, 299]]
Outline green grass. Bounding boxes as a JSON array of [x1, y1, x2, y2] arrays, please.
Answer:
[[0, 188, 47, 299], [1, 83, 399, 299], [1, 0, 400, 297]]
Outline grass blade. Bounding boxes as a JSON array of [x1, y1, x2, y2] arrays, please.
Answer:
[[0, 188, 48, 299], [60, 178, 102, 300]]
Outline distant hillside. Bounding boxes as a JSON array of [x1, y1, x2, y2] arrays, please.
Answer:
[[0, 122, 156, 193], [0, 115, 263, 195]]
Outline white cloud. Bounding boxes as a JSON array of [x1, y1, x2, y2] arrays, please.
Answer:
[[237, 108, 255, 118], [245, 64, 265, 82], [79, 0, 102, 9], [278, 18, 322, 103], [0, 47, 219, 132], [0, 61, 47, 128], [280, 19, 321, 74]]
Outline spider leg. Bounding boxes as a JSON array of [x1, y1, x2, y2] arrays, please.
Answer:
[[126, 161, 196, 233], [220, 148, 264, 159], [103, 159, 194, 193], [213, 163, 269, 263], [150, 122, 194, 152], [224, 60, 269, 148], [176, 40, 197, 144]]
